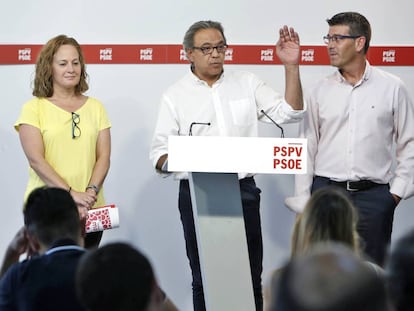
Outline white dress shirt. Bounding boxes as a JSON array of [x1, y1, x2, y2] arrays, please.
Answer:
[[286, 62, 414, 213], [150, 69, 305, 179]]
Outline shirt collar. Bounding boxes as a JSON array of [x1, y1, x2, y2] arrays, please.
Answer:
[[49, 238, 78, 248], [45, 245, 85, 256], [335, 60, 371, 86], [45, 238, 84, 255], [362, 60, 372, 81], [188, 67, 225, 86]]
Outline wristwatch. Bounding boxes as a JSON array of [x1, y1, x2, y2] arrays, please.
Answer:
[[86, 184, 100, 194]]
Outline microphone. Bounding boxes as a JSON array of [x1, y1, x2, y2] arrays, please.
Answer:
[[260, 109, 285, 138], [189, 122, 211, 136]]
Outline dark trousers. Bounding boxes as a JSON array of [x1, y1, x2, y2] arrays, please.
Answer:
[[84, 231, 103, 249], [179, 177, 263, 311], [312, 176, 397, 266]]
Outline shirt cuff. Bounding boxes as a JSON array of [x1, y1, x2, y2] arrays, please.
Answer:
[[284, 195, 309, 213], [390, 176, 414, 199], [279, 100, 307, 122]]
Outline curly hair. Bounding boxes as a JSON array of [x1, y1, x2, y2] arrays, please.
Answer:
[[33, 34, 89, 97]]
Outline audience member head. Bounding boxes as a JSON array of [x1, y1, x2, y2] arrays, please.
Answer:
[[326, 12, 371, 54], [76, 242, 164, 311], [272, 243, 388, 311], [386, 228, 414, 311], [33, 34, 89, 97], [291, 187, 360, 257], [23, 186, 81, 253]]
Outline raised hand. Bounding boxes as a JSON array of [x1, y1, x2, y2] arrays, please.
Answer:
[[276, 25, 300, 66]]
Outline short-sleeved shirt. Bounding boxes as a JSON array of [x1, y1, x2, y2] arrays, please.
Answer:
[[14, 97, 111, 207]]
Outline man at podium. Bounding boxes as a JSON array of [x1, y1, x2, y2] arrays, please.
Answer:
[[150, 20, 305, 311]]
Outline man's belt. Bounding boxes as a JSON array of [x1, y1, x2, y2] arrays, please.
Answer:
[[328, 179, 386, 192]]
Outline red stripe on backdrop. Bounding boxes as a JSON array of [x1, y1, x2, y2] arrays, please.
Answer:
[[0, 44, 413, 65]]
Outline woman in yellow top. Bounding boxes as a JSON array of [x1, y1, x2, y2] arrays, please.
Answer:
[[14, 35, 111, 248]]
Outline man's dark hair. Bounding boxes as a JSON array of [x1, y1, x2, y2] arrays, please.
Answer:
[[386, 229, 414, 311], [24, 187, 80, 246], [327, 12, 371, 54], [76, 242, 156, 311]]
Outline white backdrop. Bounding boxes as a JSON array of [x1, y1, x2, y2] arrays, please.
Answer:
[[1, 1, 413, 310]]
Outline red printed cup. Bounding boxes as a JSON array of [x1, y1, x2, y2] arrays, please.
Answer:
[[85, 204, 119, 233]]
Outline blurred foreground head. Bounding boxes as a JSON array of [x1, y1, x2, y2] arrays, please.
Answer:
[[386, 228, 414, 311], [273, 243, 388, 311], [76, 242, 164, 311]]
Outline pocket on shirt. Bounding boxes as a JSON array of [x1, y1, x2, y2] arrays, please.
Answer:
[[229, 99, 256, 126]]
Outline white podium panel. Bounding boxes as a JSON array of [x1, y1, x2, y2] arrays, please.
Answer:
[[189, 172, 255, 311], [168, 136, 307, 310], [168, 135, 306, 174]]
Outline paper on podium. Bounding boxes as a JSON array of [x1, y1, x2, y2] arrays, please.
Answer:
[[168, 136, 307, 174], [85, 204, 119, 233]]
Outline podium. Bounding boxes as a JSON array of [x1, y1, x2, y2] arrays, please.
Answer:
[[168, 136, 306, 310]]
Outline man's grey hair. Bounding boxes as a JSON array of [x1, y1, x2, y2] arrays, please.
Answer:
[[183, 20, 227, 50]]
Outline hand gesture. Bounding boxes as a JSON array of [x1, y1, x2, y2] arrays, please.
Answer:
[[70, 190, 97, 212], [1, 227, 33, 276], [7, 227, 30, 257], [69, 190, 96, 236], [276, 25, 300, 66]]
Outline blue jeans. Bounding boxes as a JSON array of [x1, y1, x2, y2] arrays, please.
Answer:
[[312, 176, 396, 266], [179, 177, 263, 311]]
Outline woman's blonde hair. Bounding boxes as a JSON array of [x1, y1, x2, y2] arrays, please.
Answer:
[[291, 187, 360, 258], [33, 34, 88, 97]]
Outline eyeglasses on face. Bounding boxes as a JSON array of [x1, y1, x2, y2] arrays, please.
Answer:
[[323, 34, 361, 44], [71, 112, 81, 139], [192, 44, 228, 55]]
